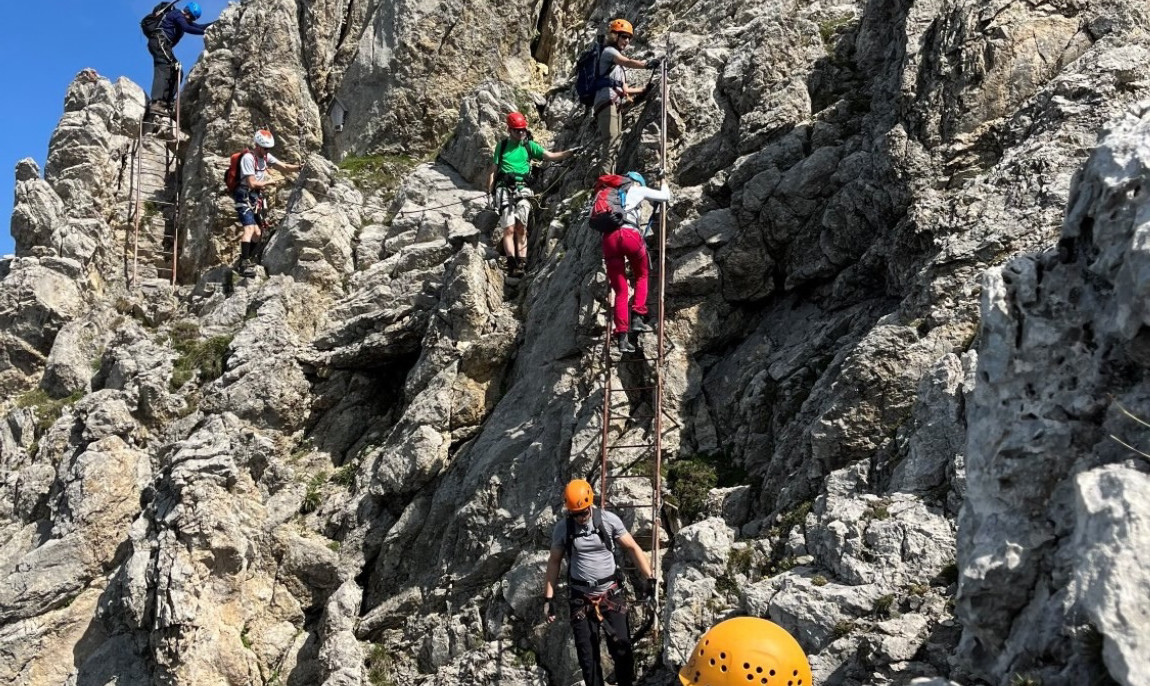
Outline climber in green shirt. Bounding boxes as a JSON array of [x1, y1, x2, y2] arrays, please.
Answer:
[[485, 112, 575, 277]]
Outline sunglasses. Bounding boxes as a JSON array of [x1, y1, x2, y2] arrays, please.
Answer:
[[510, 128, 527, 134], [571, 508, 592, 519]]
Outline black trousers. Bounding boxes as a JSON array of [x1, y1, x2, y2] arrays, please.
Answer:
[[147, 34, 180, 106], [569, 586, 633, 686]]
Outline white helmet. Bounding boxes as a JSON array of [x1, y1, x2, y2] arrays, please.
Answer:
[[253, 129, 275, 149]]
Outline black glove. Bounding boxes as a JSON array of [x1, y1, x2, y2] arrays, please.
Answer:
[[642, 578, 656, 600], [544, 598, 556, 621], [646, 55, 664, 71]]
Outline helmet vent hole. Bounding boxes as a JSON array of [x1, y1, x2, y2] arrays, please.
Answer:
[[757, 667, 763, 673], [770, 670, 776, 676], [793, 671, 798, 676], [720, 653, 727, 659], [761, 679, 768, 684], [721, 666, 728, 672], [743, 663, 751, 669], [746, 675, 754, 681], [710, 659, 716, 666]]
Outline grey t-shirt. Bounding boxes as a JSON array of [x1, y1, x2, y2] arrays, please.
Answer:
[[551, 508, 627, 591], [592, 46, 627, 109]]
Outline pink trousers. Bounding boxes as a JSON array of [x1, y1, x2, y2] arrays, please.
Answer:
[[601, 227, 648, 334]]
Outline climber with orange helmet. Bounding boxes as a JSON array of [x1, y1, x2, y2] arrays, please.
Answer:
[[594, 19, 663, 176], [234, 129, 302, 277], [485, 112, 575, 277], [543, 479, 654, 686], [678, 617, 813, 686]]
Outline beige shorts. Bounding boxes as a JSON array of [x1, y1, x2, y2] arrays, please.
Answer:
[[496, 187, 532, 229]]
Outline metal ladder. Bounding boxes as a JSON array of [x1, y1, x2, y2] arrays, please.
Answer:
[[597, 61, 672, 641], [127, 75, 182, 286]]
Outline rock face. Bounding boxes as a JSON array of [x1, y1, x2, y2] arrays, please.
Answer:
[[0, 0, 1149, 685], [957, 104, 1150, 686]]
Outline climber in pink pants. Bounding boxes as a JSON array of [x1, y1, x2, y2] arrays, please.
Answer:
[[601, 171, 672, 353]]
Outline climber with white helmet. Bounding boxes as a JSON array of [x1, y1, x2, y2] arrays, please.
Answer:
[[596, 171, 671, 353], [485, 112, 575, 277], [234, 129, 302, 277], [678, 616, 813, 686], [543, 479, 654, 686], [594, 19, 663, 177], [142, 2, 215, 126]]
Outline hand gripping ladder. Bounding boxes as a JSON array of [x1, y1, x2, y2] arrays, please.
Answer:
[[127, 73, 183, 286], [597, 60, 673, 642]]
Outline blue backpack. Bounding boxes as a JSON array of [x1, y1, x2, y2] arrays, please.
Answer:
[[574, 39, 622, 107]]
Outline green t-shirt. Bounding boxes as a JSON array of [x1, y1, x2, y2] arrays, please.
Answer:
[[493, 139, 546, 178]]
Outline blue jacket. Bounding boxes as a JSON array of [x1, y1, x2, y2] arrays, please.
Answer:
[[160, 8, 213, 46]]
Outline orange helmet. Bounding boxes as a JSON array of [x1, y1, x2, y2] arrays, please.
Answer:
[[507, 112, 528, 129], [608, 19, 634, 36], [563, 479, 595, 511], [679, 617, 812, 686]]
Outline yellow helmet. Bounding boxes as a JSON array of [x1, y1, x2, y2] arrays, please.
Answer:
[[608, 19, 634, 36], [679, 617, 812, 686], [563, 479, 595, 511]]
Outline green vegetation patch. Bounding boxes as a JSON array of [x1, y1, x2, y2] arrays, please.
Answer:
[[16, 388, 86, 433], [300, 471, 327, 514], [367, 643, 397, 686], [339, 154, 418, 192], [665, 451, 748, 523], [170, 334, 232, 391], [818, 14, 857, 48]]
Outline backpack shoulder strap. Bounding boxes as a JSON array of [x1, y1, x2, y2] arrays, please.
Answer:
[[593, 507, 614, 552], [564, 514, 576, 559], [495, 139, 507, 168]]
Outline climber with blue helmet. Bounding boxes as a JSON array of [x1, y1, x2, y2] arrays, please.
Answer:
[[142, 1, 215, 126], [600, 170, 672, 353]]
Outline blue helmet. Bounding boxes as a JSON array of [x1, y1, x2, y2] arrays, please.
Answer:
[[625, 171, 646, 186], [184, 2, 202, 19]]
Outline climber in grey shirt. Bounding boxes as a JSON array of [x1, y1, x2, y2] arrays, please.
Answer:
[[543, 479, 654, 686], [593, 18, 662, 177]]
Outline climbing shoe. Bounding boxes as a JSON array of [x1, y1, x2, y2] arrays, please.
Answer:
[[630, 313, 653, 333], [614, 333, 636, 354]]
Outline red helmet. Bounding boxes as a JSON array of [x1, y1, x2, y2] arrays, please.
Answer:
[[507, 112, 528, 130]]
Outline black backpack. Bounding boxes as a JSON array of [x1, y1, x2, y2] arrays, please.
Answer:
[[574, 38, 623, 107], [141, 2, 177, 38]]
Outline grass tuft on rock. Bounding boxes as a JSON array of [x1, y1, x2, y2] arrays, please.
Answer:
[[339, 154, 418, 192], [16, 388, 86, 433], [170, 335, 232, 391]]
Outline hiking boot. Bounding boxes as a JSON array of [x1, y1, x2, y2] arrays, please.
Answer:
[[630, 312, 653, 333], [614, 333, 636, 354], [238, 258, 256, 278]]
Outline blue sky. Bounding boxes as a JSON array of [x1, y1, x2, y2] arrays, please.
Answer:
[[0, 1, 230, 256]]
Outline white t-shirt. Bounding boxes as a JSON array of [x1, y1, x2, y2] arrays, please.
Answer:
[[623, 184, 672, 230], [239, 150, 280, 189]]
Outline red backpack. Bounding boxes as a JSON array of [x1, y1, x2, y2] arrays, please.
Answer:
[[224, 149, 250, 193], [588, 174, 633, 233]]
